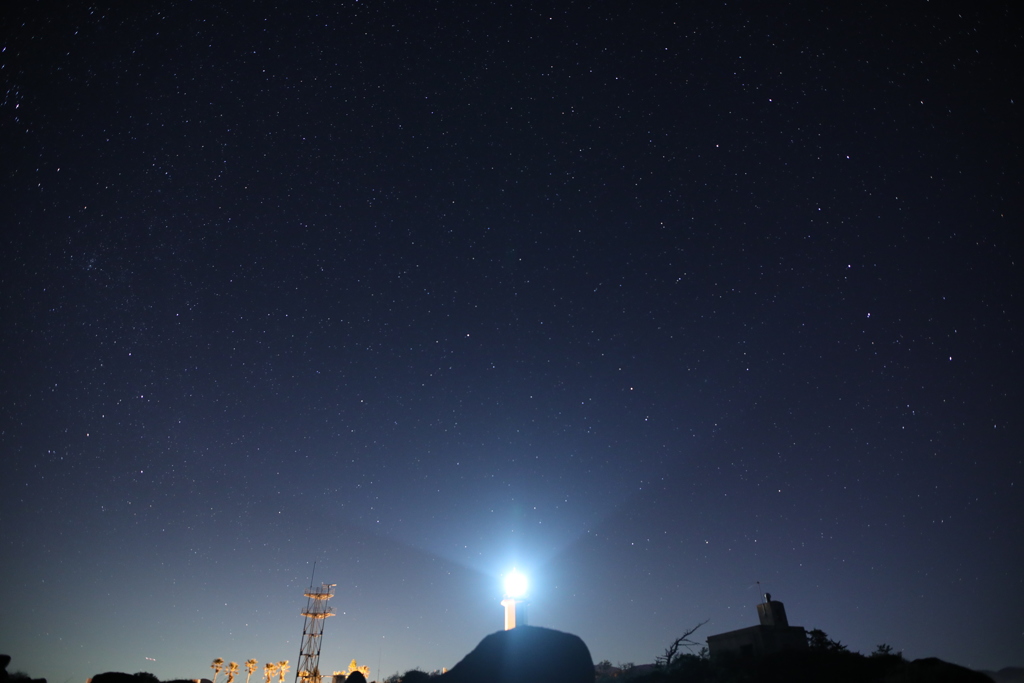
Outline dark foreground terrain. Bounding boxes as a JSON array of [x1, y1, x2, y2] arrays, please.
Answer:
[[601, 650, 997, 683], [6, 628, 1017, 683]]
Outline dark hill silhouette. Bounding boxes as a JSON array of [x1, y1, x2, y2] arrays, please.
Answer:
[[903, 658, 996, 683], [89, 674, 136, 683], [439, 625, 594, 683], [89, 674, 158, 683], [979, 668, 1024, 683], [1, 655, 45, 683]]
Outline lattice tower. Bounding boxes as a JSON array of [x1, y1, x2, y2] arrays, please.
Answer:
[[295, 583, 336, 683]]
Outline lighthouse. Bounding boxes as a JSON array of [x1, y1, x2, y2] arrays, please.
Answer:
[[501, 569, 528, 630]]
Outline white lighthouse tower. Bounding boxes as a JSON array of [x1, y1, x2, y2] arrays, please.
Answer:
[[501, 569, 528, 630]]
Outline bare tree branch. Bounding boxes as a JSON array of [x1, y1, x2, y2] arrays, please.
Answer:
[[657, 620, 710, 667]]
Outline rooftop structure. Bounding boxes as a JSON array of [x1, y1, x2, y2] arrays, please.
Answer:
[[706, 593, 807, 659]]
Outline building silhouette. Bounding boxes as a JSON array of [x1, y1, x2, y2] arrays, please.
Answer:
[[706, 593, 808, 658]]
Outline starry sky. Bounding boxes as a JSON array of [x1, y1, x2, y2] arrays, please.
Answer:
[[1, 1, 1021, 681]]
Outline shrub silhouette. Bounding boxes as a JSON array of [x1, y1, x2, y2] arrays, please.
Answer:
[[617, 647, 995, 683]]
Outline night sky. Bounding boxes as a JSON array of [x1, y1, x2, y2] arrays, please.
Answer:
[[2, 1, 1021, 681]]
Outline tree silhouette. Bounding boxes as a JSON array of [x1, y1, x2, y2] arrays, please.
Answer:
[[656, 620, 709, 668], [399, 671, 430, 683], [872, 643, 898, 658], [245, 660, 259, 683], [807, 628, 849, 653], [211, 659, 225, 683]]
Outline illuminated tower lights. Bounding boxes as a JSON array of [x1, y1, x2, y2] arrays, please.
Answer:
[[501, 570, 528, 630], [296, 583, 336, 683]]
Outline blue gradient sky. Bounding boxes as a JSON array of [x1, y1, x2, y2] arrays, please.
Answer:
[[2, 2, 1021, 682]]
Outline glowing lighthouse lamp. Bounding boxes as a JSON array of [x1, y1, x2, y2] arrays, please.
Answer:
[[501, 569, 529, 630]]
